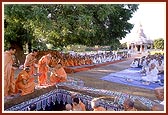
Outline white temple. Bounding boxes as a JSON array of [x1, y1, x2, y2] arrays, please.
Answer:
[[127, 23, 153, 52]]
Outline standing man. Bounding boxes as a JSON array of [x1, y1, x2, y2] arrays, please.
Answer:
[[24, 49, 38, 76], [37, 53, 52, 86], [4, 47, 17, 97]]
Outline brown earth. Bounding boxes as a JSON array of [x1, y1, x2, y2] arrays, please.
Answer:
[[68, 56, 156, 100]]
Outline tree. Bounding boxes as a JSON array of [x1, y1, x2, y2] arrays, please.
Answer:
[[4, 4, 51, 63], [120, 42, 127, 49], [153, 38, 164, 50], [4, 4, 139, 63]]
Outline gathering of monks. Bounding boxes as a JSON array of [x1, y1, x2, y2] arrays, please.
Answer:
[[4, 47, 127, 98], [3, 3, 166, 112], [4, 47, 68, 97], [4, 47, 165, 111]]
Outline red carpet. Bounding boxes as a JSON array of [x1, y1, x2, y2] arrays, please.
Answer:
[[64, 59, 127, 74]]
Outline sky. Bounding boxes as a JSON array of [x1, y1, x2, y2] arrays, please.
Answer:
[[121, 2, 166, 43]]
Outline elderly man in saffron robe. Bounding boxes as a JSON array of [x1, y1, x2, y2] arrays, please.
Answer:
[[15, 67, 35, 96], [24, 49, 38, 76], [4, 47, 17, 97], [37, 53, 52, 86], [50, 63, 67, 85]]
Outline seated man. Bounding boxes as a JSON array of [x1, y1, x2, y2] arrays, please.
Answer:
[[72, 97, 86, 111], [15, 67, 35, 96], [140, 60, 150, 74], [157, 60, 164, 74], [154, 87, 164, 105], [138, 58, 146, 68], [151, 87, 164, 111], [130, 59, 139, 68], [91, 98, 106, 111], [50, 63, 67, 85], [123, 98, 137, 111], [141, 63, 159, 82]]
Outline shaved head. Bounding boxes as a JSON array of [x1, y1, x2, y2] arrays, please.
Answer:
[[154, 87, 164, 101]]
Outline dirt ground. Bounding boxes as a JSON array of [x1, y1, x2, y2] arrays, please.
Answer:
[[68, 56, 156, 101]]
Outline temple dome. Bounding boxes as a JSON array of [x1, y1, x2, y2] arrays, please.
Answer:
[[129, 23, 153, 45]]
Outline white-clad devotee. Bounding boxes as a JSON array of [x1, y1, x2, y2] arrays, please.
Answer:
[[139, 58, 146, 68], [141, 63, 159, 82], [140, 59, 150, 74], [127, 50, 132, 57], [157, 60, 164, 74], [130, 59, 139, 68], [150, 56, 157, 65], [116, 54, 122, 60], [92, 56, 97, 64], [105, 55, 111, 62]]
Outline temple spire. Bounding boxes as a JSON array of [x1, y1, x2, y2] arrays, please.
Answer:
[[137, 22, 146, 39]]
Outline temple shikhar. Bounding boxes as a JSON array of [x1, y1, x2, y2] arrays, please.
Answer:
[[127, 23, 153, 52]]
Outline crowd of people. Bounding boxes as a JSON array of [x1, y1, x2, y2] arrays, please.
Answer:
[[4, 47, 68, 98], [63, 87, 164, 111], [59, 94, 137, 111], [130, 53, 164, 83], [4, 47, 164, 111], [4, 47, 131, 98], [27, 86, 164, 111], [37, 50, 129, 68]]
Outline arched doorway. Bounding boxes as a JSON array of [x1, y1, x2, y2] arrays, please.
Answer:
[[136, 45, 140, 51]]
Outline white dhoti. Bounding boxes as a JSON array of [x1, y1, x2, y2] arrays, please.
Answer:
[[141, 67, 159, 82], [130, 61, 138, 68], [142, 75, 158, 82]]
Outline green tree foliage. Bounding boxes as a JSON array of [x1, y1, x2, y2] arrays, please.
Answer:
[[120, 42, 127, 49], [64, 45, 87, 52], [42, 4, 138, 47], [4, 4, 139, 63], [153, 38, 164, 50], [4, 4, 51, 63]]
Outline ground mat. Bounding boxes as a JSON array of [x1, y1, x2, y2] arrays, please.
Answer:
[[100, 68, 164, 90]]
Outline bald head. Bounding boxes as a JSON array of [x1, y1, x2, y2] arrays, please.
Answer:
[[123, 98, 134, 111], [154, 87, 164, 101], [65, 104, 72, 111]]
